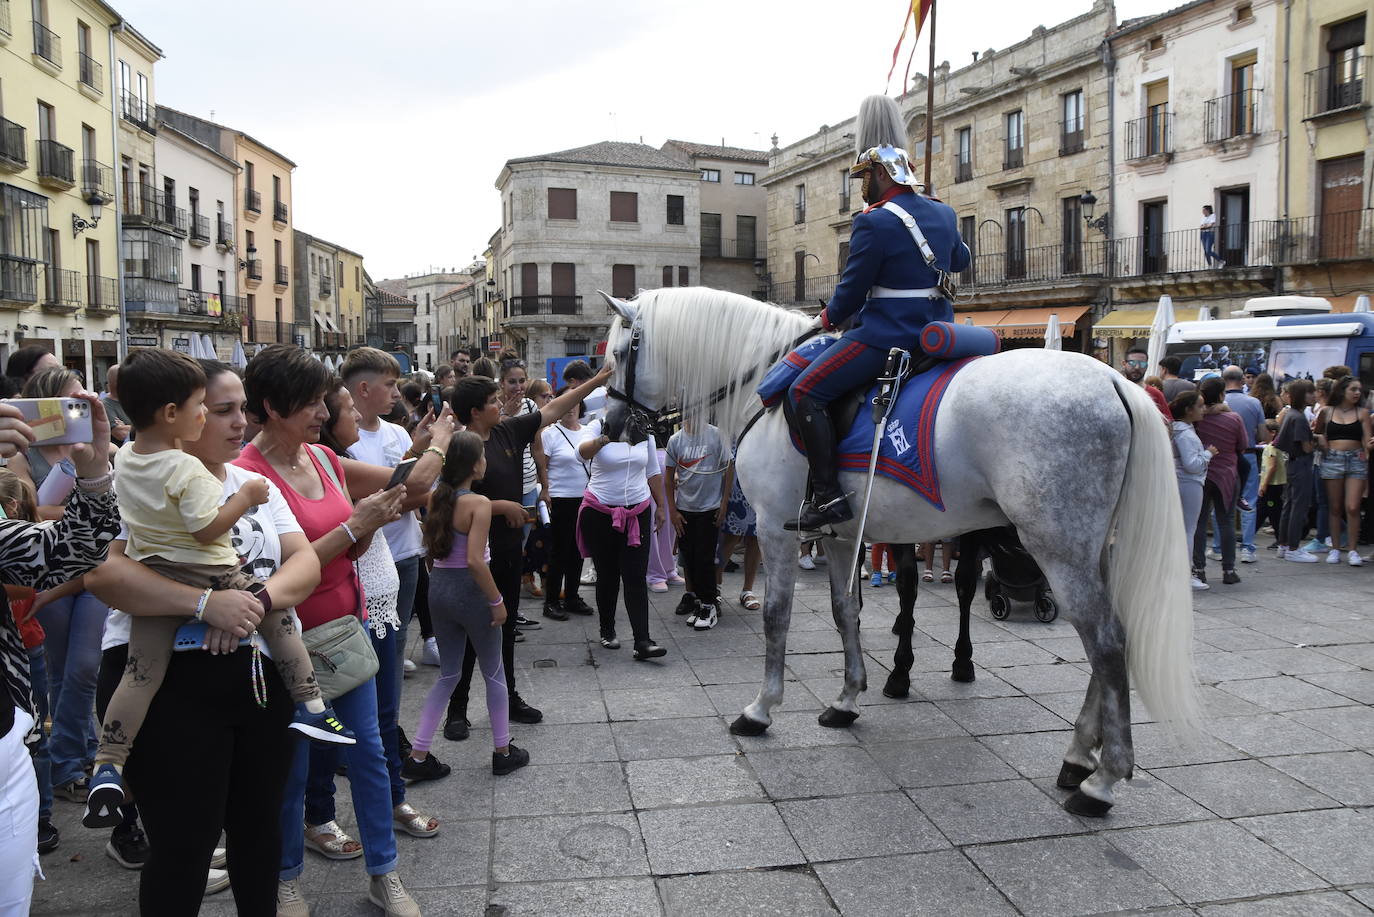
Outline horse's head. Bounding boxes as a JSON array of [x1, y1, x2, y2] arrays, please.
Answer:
[[599, 291, 664, 443]]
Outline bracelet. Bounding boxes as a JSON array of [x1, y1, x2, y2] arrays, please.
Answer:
[[194, 587, 213, 621], [423, 446, 445, 461], [76, 471, 114, 491], [488, 596, 504, 606], [339, 521, 358, 543], [248, 583, 273, 613]]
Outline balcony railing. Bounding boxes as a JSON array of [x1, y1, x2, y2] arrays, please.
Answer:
[[120, 91, 155, 133], [769, 273, 839, 306], [954, 160, 973, 183], [273, 200, 288, 223], [36, 140, 75, 185], [86, 275, 118, 312], [1109, 221, 1284, 276], [78, 52, 101, 91], [245, 189, 262, 213], [1205, 88, 1261, 142], [1125, 111, 1172, 161], [43, 267, 82, 309], [190, 213, 211, 244], [508, 295, 581, 316], [0, 0, 10, 39], [250, 320, 295, 345], [1272, 209, 1374, 264], [967, 241, 1108, 288], [216, 219, 234, 246], [0, 117, 26, 169], [1305, 58, 1369, 118], [124, 183, 188, 233], [80, 159, 114, 202], [319, 276, 332, 297], [1059, 121, 1085, 156], [1003, 147, 1024, 170], [32, 21, 59, 66], [0, 256, 38, 304], [245, 259, 262, 281], [275, 264, 289, 286]]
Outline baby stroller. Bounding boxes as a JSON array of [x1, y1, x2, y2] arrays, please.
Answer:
[[979, 529, 1058, 623]]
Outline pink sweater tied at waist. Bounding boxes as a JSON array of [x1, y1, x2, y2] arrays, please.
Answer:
[[577, 490, 653, 557]]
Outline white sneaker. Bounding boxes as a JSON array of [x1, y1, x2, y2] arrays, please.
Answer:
[[798, 554, 816, 570], [693, 604, 719, 630], [581, 568, 598, 585], [1349, 551, 1364, 567], [1285, 549, 1319, 563], [1239, 548, 1256, 564], [421, 636, 440, 666], [277, 878, 308, 917], [403, 658, 417, 675], [1276, 546, 1287, 559], [369, 871, 421, 917], [204, 867, 229, 896], [1190, 576, 1210, 591], [1326, 549, 1342, 564], [210, 846, 226, 869], [1205, 549, 1223, 562]]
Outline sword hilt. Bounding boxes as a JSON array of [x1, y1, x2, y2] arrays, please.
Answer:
[[872, 347, 906, 423]]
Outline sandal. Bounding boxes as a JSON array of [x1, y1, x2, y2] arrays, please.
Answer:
[[304, 820, 363, 860], [922, 570, 935, 583], [392, 803, 440, 838], [940, 571, 954, 584], [739, 591, 761, 611]]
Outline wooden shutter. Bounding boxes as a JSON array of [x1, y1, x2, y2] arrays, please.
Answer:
[[612, 264, 635, 298], [610, 191, 638, 222], [548, 188, 577, 220]]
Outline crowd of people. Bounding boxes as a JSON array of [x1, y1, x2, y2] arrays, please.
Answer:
[[0, 339, 775, 917]]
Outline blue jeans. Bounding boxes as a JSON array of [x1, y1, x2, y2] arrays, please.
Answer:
[[1214, 454, 1258, 553], [1315, 465, 1331, 543], [281, 675, 397, 879], [27, 646, 52, 820], [36, 590, 107, 786], [1201, 230, 1220, 264]]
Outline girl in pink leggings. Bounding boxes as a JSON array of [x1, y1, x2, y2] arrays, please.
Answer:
[[408, 432, 530, 776]]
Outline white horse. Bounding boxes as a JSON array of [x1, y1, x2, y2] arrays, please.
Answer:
[[596, 286, 1199, 816]]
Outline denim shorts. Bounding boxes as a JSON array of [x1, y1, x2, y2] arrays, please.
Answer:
[[1319, 449, 1367, 480]]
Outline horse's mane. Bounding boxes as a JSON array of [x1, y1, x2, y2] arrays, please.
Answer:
[[612, 287, 811, 442]]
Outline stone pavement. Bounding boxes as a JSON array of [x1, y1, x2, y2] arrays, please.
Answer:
[[30, 546, 1374, 916]]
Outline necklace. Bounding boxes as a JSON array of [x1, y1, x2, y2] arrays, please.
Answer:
[[261, 437, 303, 472]]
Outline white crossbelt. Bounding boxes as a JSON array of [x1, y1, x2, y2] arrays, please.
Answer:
[[868, 286, 942, 299], [881, 202, 938, 266]]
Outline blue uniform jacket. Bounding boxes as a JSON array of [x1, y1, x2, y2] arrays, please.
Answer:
[[822, 189, 970, 348]]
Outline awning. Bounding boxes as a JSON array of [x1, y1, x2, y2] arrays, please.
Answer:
[[324, 314, 341, 333], [311, 313, 328, 331], [1092, 308, 1157, 339], [954, 305, 1091, 339]]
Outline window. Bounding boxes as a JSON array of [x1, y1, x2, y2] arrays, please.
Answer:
[[701, 212, 722, 257], [736, 214, 757, 260], [662, 266, 673, 287], [1235, 3, 1252, 21], [551, 262, 575, 298], [1004, 110, 1024, 169], [666, 194, 684, 225], [794, 184, 806, 224], [1005, 207, 1026, 280], [955, 128, 973, 182], [734, 172, 755, 185], [245, 160, 255, 191], [1061, 196, 1083, 274], [1060, 90, 1085, 155], [611, 264, 636, 298], [1228, 53, 1258, 136], [1325, 15, 1366, 111], [838, 241, 850, 274], [137, 72, 148, 108], [700, 169, 720, 182], [272, 175, 282, 205], [678, 266, 688, 286], [191, 263, 202, 293], [1147, 35, 1164, 52], [793, 251, 806, 297], [310, 253, 316, 274], [958, 215, 976, 284], [548, 187, 577, 220], [839, 168, 851, 212], [188, 187, 199, 221], [610, 191, 638, 222]]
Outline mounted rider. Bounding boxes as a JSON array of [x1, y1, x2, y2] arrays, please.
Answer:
[[784, 95, 971, 531]]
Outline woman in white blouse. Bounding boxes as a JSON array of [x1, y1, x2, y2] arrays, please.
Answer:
[[537, 394, 595, 621]]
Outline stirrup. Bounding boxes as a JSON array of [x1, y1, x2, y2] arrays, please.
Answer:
[[783, 492, 854, 532]]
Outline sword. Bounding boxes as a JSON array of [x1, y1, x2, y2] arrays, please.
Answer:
[[846, 347, 909, 594]]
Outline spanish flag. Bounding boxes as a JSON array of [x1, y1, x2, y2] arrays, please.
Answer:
[[887, 0, 934, 89]]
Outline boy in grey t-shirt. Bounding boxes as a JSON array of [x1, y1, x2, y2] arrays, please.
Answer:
[[665, 420, 731, 630]]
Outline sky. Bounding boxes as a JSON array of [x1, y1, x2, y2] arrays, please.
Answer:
[[118, 0, 1167, 280]]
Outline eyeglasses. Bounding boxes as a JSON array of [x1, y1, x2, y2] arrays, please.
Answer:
[[1126, 360, 1148, 368]]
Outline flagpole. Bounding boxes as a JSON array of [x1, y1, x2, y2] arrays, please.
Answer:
[[924, 0, 936, 190]]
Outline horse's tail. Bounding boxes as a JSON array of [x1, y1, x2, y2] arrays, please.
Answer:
[[1106, 376, 1201, 733]]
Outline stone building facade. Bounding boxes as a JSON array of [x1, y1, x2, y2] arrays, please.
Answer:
[[293, 231, 364, 361], [375, 268, 470, 370], [491, 141, 700, 370], [661, 140, 769, 299]]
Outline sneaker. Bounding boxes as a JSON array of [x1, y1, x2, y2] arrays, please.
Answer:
[[290, 706, 357, 745], [443, 717, 471, 742], [83, 764, 126, 829], [1239, 548, 1257, 564], [813, 553, 828, 565], [493, 743, 531, 776], [600, 634, 621, 649], [798, 554, 816, 570], [106, 823, 149, 869], [1285, 549, 1319, 563], [667, 574, 686, 586], [565, 594, 594, 616], [211, 847, 226, 869], [542, 601, 569, 621], [515, 613, 541, 629], [675, 594, 700, 617], [420, 636, 441, 666], [1302, 539, 1326, 554], [204, 867, 230, 896], [509, 694, 543, 724], [581, 568, 598, 585], [1327, 549, 1342, 564], [693, 604, 719, 631], [1222, 569, 1241, 585], [1276, 546, 1287, 559], [403, 658, 416, 675], [1190, 576, 1210, 591], [513, 629, 525, 643], [1193, 569, 1207, 585], [397, 725, 412, 759], [887, 570, 897, 583], [368, 872, 421, 917], [870, 572, 883, 588], [53, 776, 89, 803], [1349, 551, 1364, 567], [633, 640, 668, 660], [402, 752, 451, 783], [1206, 549, 1223, 562], [277, 878, 309, 917], [37, 817, 59, 854], [649, 580, 669, 593]]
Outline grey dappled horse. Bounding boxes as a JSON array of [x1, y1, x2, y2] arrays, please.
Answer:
[[597, 287, 1199, 815]]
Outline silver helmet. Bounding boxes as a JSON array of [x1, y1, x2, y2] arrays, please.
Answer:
[[850, 144, 922, 188]]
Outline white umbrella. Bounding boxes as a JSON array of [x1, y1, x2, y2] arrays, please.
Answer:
[[1196, 306, 1211, 322], [1146, 294, 1175, 378], [231, 339, 248, 369], [191, 335, 207, 359], [1354, 295, 1371, 314], [1043, 313, 1062, 350], [201, 334, 216, 360]]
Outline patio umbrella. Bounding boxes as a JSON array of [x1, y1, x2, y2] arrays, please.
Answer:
[[1043, 313, 1062, 350], [1196, 307, 1211, 322], [200, 334, 216, 360], [1146, 295, 1175, 377], [190, 335, 207, 359], [231, 339, 248, 369], [1354, 295, 1371, 314]]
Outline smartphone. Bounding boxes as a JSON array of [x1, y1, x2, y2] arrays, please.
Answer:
[[6, 398, 93, 447], [386, 457, 418, 490]]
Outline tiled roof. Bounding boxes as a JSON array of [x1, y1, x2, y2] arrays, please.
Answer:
[[662, 140, 769, 164], [506, 141, 697, 172]]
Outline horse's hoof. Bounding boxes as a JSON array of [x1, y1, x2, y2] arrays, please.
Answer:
[[950, 661, 976, 683], [1063, 790, 1113, 817], [1056, 761, 1096, 789], [881, 673, 910, 698], [817, 707, 860, 728], [729, 714, 769, 736]]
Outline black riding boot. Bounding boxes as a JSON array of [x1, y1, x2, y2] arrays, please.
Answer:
[[784, 396, 854, 531]]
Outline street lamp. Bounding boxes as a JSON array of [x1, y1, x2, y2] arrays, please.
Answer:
[[237, 245, 258, 271], [71, 192, 104, 237], [1079, 191, 1110, 236]]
